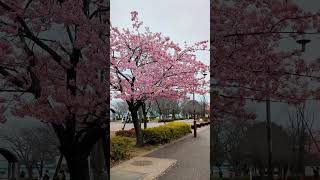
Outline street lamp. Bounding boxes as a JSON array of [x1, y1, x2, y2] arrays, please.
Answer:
[[265, 36, 311, 180], [296, 38, 311, 52], [193, 72, 207, 138]]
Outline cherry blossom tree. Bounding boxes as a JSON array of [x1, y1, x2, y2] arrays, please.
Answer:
[[0, 1, 109, 179], [111, 11, 208, 146], [211, 0, 320, 178], [211, 0, 320, 120]]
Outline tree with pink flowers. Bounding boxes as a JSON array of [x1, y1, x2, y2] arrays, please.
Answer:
[[211, 0, 320, 179], [0, 1, 109, 179], [111, 11, 208, 146], [211, 0, 320, 120]]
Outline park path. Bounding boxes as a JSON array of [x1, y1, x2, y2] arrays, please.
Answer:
[[145, 126, 210, 180]]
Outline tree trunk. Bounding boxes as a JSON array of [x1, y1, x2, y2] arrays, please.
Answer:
[[52, 122, 107, 180], [65, 155, 90, 180], [131, 109, 144, 146], [155, 100, 163, 120], [90, 139, 106, 180], [102, 129, 110, 180], [27, 166, 33, 180], [53, 154, 63, 179], [172, 109, 176, 120], [39, 158, 44, 178], [298, 129, 306, 178], [142, 103, 148, 129], [144, 118, 147, 129]]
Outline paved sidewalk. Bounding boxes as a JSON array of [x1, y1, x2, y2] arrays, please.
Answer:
[[145, 126, 210, 180], [111, 157, 176, 180]]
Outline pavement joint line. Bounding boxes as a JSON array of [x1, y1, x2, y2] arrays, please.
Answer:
[[153, 159, 177, 180]]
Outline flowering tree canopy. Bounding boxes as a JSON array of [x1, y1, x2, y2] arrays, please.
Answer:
[[0, 0, 109, 125], [111, 11, 208, 106], [0, 0, 109, 179], [110, 11, 208, 145], [211, 0, 320, 121]]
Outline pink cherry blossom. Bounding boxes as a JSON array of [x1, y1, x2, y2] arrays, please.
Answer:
[[212, 0, 320, 122], [0, 1, 109, 179], [111, 11, 208, 145]]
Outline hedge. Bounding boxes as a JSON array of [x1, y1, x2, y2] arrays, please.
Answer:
[[142, 122, 191, 144], [110, 136, 134, 161]]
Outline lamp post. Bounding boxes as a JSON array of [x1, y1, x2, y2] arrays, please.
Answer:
[[265, 36, 311, 180], [296, 37, 310, 180]]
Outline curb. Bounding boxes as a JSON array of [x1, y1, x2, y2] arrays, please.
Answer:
[[153, 159, 177, 180]]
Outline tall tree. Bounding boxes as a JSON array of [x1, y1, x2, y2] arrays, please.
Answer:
[[111, 11, 208, 146], [0, 1, 110, 179], [211, 0, 320, 178]]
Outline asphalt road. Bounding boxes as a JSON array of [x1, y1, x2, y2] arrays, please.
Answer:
[[145, 126, 210, 180]]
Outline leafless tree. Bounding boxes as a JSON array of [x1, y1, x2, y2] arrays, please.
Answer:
[[0, 125, 59, 179], [287, 103, 315, 177], [112, 101, 128, 120], [181, 100, 202, 118], [152, 98, 181, 119], [200, 95, 209, 118]]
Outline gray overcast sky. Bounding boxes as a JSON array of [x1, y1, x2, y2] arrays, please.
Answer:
[[111, 0, 210, 103]]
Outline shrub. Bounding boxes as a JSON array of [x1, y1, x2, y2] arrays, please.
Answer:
[[115, 128, 136, 138], [110, 136, 134, 161], [142, 122, 191, 144]]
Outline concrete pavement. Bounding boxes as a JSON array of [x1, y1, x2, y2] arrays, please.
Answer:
[[110, 122, 209, 180], [110, 157, 177, 180], [145, 126, 210, 180]]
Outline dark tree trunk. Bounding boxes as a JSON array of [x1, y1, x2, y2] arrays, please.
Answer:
[[172, 109, 176, 120], [52, 122, 107, 180], [27, 166, 33, 180], [65, 155, 90, 180], [91, 138, 107, 180], [142, 103, 147, 129], [131, 109, 144, 146], [122, 120, 127, 130], [297, 129, 306, 178], [155, 100, 163, 120], [102, 127, 110, 180], [53, 154, 63, 179], [144, 118, 147, 129], [39, 158, 44, 178]]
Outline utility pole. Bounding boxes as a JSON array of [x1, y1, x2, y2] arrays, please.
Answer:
[[266, 64, 273, 180], [266, 95, 273, 180]]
